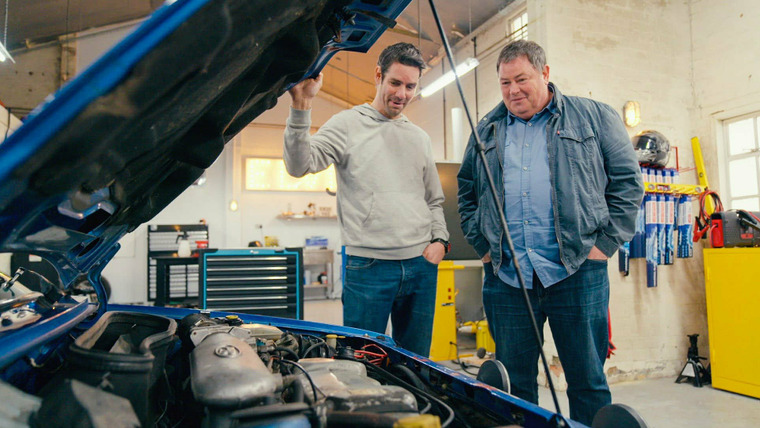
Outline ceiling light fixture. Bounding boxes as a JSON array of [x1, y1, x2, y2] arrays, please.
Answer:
[[1, 0, 13, 63], [420, 57, 479, 98]]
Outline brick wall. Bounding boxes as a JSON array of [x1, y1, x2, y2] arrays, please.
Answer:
[[541, 0, 701, 384], [407, 0, 760, 385]]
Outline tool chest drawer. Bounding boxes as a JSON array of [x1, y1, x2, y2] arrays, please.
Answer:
[[200, 248, 303, 319]]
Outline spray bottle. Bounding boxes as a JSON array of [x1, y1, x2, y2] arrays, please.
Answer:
[[176, 231, 191, 257]]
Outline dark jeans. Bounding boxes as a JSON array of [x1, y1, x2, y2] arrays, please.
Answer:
[[342, 255, 438, 356], [483, 258, 611, 425]]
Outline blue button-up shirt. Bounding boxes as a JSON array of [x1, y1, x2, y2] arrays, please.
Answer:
[[498, 97, 569, 289]]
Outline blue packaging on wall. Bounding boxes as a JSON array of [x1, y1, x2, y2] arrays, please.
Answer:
[[305, 236, 329, 247], [656, 194, 666, 265], [677, 195, 694, 258], [631, 199, 646, 259], [664, 194, 675, 265], [645, 194, 658, 287]]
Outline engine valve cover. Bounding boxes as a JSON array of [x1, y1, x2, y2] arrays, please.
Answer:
[[190, 332, 279, 408], [298, 358, 417, 414]]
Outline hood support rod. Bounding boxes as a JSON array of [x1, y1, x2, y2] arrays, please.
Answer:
[[426, 0, 564, 421]]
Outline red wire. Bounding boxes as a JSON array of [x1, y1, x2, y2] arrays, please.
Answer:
[[361, 343, 388, 354], [693, 190, 723, 242], [355, 350, 385, 358], [355, 344, 389, 365]]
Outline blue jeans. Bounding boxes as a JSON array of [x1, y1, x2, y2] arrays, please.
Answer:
[[342, 255, 438, 356], [483, 258, 611, 425]]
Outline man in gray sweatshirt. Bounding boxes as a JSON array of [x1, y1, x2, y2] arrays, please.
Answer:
[[283, 43, 449, 356]]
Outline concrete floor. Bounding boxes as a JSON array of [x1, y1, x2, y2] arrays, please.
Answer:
[[304, 299, 760, 427]]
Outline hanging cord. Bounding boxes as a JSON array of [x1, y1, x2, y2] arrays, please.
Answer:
[[4, 106, 10, 141], [417, 0, 421, 50], [64, 0, 70, 83], [693, 190, 723, 242], [3, 0, 8, 49], [427, 0, 564, 420], [468, 0, 472, 34]]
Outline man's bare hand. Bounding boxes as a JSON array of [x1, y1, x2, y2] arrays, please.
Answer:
[[289, 73, 323, 110], [423, 242, 446, 265], [587, 245, 608, 260], [481, 253, 492, 263]]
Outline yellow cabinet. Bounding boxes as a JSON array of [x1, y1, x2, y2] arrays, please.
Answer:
[[703, 248, 760, 398]]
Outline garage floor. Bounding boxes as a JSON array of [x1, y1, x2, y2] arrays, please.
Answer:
[[305, 299, 760, 428]]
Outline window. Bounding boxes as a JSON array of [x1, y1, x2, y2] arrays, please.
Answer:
[[723, 112, 760, 210], [508, 10, 528, 41], [244, 157, 337, 192]]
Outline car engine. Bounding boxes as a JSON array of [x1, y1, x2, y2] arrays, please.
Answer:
[[170, 313, 457, 427], [161, 315, 407, 426], [2, 311, 520, 428]]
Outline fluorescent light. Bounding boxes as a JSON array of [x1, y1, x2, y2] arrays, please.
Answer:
[[420, 57, 479, 98], [0, 40, 14, 63]]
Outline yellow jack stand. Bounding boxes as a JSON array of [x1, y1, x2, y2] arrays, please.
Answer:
[[460, 320, 496, 354], [428, 260, 462, 361]]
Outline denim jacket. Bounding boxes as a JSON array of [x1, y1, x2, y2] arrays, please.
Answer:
[[457, 83, 644, 275]]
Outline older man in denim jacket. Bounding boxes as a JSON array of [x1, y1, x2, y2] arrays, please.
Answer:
[[457, 40, 643, 425]]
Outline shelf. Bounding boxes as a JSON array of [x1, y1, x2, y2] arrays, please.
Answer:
[[277, 214, 337, 220], [643, 182, 704, 195], [303, 249, 334, 299], [303, 249, 334, 264], [305, 283, 329, 288]]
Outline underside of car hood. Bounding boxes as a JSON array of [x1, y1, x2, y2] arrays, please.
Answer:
[[0, 0, 408, 294]]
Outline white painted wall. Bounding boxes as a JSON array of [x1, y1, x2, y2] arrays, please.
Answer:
[[690, 0, 760, 201]]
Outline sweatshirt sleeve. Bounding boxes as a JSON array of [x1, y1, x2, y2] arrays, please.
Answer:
[[422, 136, 449, 242], [283, 107, 347, 177]]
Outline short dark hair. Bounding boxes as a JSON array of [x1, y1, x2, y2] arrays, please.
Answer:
[[496, 40, 546, 72], [377, 43, 426, 77]]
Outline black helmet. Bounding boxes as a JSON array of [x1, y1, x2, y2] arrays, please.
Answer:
[[632, 130, 670, 167]]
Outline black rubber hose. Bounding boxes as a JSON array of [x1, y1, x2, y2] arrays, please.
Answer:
[[301, 341, 328, 358], [390, 363, 427, 391], [288, 378, 305, 403], [275, 346, 299, 361], [364, 363, 454, 427]]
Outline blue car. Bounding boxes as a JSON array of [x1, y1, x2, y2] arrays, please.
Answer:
[[0, 1, 630, 426]]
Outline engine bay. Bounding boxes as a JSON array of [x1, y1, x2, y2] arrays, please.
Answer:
[[1, 310, 534, 428]]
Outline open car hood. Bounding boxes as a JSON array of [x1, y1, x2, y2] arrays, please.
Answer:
[[0, 0, 409, 298]]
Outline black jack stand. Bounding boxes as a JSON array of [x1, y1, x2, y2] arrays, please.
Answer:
[[675, 334, 711, 387]]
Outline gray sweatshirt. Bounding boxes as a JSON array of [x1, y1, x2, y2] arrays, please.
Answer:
[[284, 103, 448, 260]]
